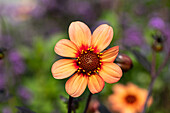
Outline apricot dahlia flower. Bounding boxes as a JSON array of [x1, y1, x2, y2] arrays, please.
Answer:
[[108, 83, 152, 113], [51, 21, 122, 97]]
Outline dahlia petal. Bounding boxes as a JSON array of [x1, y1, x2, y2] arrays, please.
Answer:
[[88, 73, 105, 94], [65, 73, 88, 97], [127, 83, 140, 92], [112, 84, 126, 94], [101, 46, 119, 62], [91, 24, 113, 52], [99, 63, 122, 83], [121, 108, 136, 113], [69, 21, 91, 50], [108, 95, 126, 111], [51, 59, 78, 79], [137, 88, 152, 110], [54, 39, 79, 58]]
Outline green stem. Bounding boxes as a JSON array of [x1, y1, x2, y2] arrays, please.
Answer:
[[83, 92, 92, 113], [68, 96, 73, 113]]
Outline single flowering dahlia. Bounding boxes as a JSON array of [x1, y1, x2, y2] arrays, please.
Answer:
[[108, 83, 152, 113], [51, 21, 122, 97]]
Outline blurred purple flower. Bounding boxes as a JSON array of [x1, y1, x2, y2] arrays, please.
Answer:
[[119, 13, 131, 29], [133, 2, 147, 16], [69, 1, 91, 15], [30, 5, 46, 18], [41, 0, 58, 9], [2, 107, 12, 113], [149, 17, 165, 30], [0, 61, 5, 89], [0, 3, 34, 22], [0, 35, 13, 50], [0, 76, 5, 89], [123, 26, 144, 47], [8, 50, 25, 75], [17, 86, 32, 101], [100, 0, 114, 9], [68, 1, 96, 24], [0, 4, 16, 17], [40, 0, 68, 13], [162, 25, 170, 53]]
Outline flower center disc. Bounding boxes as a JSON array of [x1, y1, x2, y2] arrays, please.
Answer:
[[125, 95, 137, 104], [77, 50, 100, 73]]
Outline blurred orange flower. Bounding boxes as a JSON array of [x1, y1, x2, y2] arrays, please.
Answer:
[[108, 83, 152, 113], [51, 21, 122, 97]]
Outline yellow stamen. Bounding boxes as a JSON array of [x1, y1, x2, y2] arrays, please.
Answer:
[[78, 62, 81, 64], [81, 50, 84, 54], [83, 70, 85, 72]]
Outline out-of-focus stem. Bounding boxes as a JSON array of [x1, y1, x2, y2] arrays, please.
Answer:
[[142, 51, 170, 113], [157, 51, 170, 76], [142, 77, 156, 113], [68, 96, 73, 113], [151, 51, 156, 78], [83, 92, 92, 113]]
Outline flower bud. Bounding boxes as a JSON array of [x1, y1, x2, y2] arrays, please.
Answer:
[[114, 54, 133, 72], [0, 52, 4, 60], [0, 48, 5, 60], [152, 35, 164, 52], [152, 41, 163, 52]]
